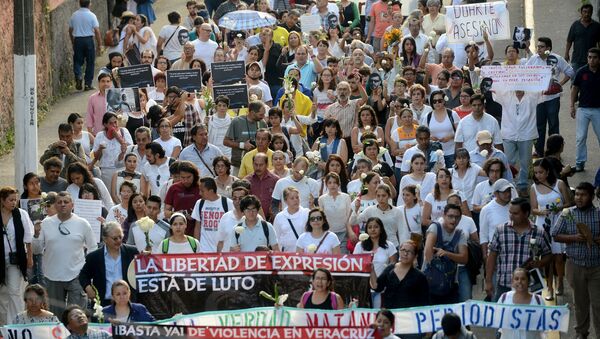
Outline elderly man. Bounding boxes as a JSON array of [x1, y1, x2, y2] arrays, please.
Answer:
[[192, 23, 219, 67], [39, 123, 87, 178], [284, 45, 323, 90], [239, 129, 274, 178], [425, 48, 459, 86], [171, 42, 195, 70], [245, 153, 279, 221], [33, 192, 97, 316], [79, 222, 139, 306], [179, 124, 223, 177], [324, 81, 368, 141]]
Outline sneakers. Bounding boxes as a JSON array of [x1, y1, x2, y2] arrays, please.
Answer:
[[575, 163, 585, 172], [75, 78, 83, 90]]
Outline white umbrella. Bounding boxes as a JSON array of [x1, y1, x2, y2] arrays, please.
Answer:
[[218, 10, 277, 30]]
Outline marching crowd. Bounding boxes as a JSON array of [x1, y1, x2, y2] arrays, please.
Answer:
[[1, 0, 600, 338]]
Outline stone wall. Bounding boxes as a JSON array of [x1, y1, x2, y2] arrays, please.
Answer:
[[0, 0, 108, 141]]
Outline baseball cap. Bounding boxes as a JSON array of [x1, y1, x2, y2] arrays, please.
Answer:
[[476, 130, 493, 145], [492, 178, 514, 192]]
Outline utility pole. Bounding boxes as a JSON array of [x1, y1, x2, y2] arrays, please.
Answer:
[[13, 0, 38, 190]]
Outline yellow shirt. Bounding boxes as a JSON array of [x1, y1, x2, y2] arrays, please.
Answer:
[[279, 90, 312, 136], [273, 26, 289, 47], [238, 148, 274, 178]]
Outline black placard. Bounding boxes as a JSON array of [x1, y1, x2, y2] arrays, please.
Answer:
[[213, 85, 249, 109], [118, 64, 154, 88], [166, 69, 202, 92], [211, 61, 246, 85]]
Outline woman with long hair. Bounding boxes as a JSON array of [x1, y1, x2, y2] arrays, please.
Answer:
[[544, 134, 574, 188], [106, 181, 136, 228], [109, 12, 136, 55], [351, 105, 384, 154], [20, 173, 42, 200], [213, 156, 238, 199], [154, 213, 201, 254], [318, 173, 352, 253], [13, 284, 59, 324], [123, 193, 147, 242], [78, 183, 109, 222], [66, 162, 114, 209], [127, 14, 157, 56], [313, 67, 338, 133], [273, 187, 309, 252], [327, 26, 344, 58], [399, 154, 436, 203], [338, 0, 360, 31], [408, 84, 432, 124], [276, 32, 302, 72], [353, 217, 397, 308], [111, 153, 142, 204], [400, 37, 422, 69], [530, 157, 571, 300], [297, 268, 344, 310], [353, 184, 402, 248], [68, 113, 95, 167], [312, 118, 349, 170], [388, 108, 418, 182], [92, 112, 134, 188], [153, 118, 182, 159], [450, 148, 485, 213], [318, 154, 349, 195], [124, 89, 151, 138], [296, 208, 341, 254], [422, 168, 469, 226], [358, 138, 396, 189], [102, 280, 154, 323], [373, 309, 400, 339]]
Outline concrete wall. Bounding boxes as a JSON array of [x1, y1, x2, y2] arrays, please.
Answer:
[[0, 0, 108, 141]]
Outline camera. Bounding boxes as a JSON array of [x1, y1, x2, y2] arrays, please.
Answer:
[[9, 252, 18, 265]]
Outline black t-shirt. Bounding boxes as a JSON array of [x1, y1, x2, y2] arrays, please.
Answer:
[[375, 265, 430, 309], [573, 65, 600, 108], [567, 20, 600, 65], [259, 43, 283, 86]]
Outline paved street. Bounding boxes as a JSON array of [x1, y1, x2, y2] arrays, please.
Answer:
[[1, 0, 597, 338]]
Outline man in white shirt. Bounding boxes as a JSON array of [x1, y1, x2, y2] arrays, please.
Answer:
[[33, 192, 97, 316], [179, 124, 223, 177], [479, 179, 513, 261], [271, 157, 319, 215], [217, 185, 249, 253], [192, 23, 219, 68], [493, 90, 543, 194], [310, 0, 339, 30], [157, 11, 189, 63], [245, 62, 273, 106], [455, 94, 502, 152], [191, 177, 234, 252], [141, 142, 173, 197]]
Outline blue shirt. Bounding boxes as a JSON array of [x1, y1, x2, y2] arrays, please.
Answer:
[[470, 147, 513, 181], [104, 247, 122, 300], [69, 8, 99, 37], [284, 62, 318, 90]]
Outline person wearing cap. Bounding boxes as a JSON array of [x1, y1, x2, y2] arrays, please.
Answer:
[[479, 178, 514, 260], [441, 70, 464, 109], [191, 23, 219, 67], [485, 197, 552, 302], [425, 48, 459, 87], [470, 130, 512, 182], [108, 11, 136, 56], [69, 0, 103, 91], [246, 62, 273, 106], [454, 95, 502, 152]]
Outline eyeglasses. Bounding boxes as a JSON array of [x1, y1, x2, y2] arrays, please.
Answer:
[[309, 216, 323, 222], [58, 222, 70, 236], [111, 235, 123, 242], [432, 99, 445, 104]]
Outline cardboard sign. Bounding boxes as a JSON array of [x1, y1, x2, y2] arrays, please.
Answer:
[[480, 65, 552, 92], [445, 1, 510, 43]]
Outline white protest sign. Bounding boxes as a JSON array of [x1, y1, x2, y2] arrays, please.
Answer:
[[74, 198, 103, 244], [481, 65, 552, 92], [300, 14, 322, 33], [1, 323, 70, 339], [445, 1, 510, 43]]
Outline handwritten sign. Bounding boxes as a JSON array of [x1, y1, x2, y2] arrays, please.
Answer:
[[480, 65, 552, 92], [74, 199, 103, 244], [300, 14, 322, 33], [445, 1, 510, 43]]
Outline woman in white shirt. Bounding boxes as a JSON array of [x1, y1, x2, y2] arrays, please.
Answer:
[[399, 153, 436, 203], [398, 185, 423, 245], [353, 217, 397, 308], [153, 118, 181, 158], [273, 187, 309, 252], [318, 173, 352, 253], [66, 163, 114, 210], [106, 181, 136, 227], [450, 148, 486, 212], [353, 184, 402, 249], [421, 90, 459, 168], [154, 213, 201, 254], [296, 208, 341, 254], [68, 113, 95, 166], [92, 113, 134, 189], [422, 168, 470, 226]]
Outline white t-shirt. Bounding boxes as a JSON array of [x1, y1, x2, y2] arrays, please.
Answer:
[[397, 204, 422, 245], [158, 25, 189, 61], [450, 164, 483, 210], [424, 191, 465, 222], [272, 207, 309, 252], [191, 197, 234, 252], [248, 81, 273, 103], [399, 173, 436, 202], [454, 113, 502, 152], [472, 180, 518, 208], [420, 110, 460, 155], [192, 39, 219, 67], [479, 199, 510, 245], [399, 146, 423, 173], [217, 210, 244, 253], [354, 205, 402, 248], [142, 158, 172, 196], [354, 241, 397, 276], [154, 137, 182, 158], [3, 209, 34, 261], [128, 221, 169, 253], [296, 231, 340, 254], [153, 237, 201, 254], [92, 130, 133, 169], [272, 176, 320, 210]]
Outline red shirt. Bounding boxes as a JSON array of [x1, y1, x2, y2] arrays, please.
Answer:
[[245, 171, 279, 220], [165, 182, 201, 235]]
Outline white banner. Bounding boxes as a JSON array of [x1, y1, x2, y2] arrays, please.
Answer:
[[445, 1, 510, 43], [480, 65, 552, 91], [1, 323, 69, 339]]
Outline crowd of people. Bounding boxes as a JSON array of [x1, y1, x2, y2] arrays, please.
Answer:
[[1, 0, 599, 337]]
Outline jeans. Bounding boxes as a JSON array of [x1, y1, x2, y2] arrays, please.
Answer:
[[73, 36, 96, 87], [27, 254, 44, 285], [503, 139, 534, 191], [575, 107, 600, 167], [457, 266, 472, 302], [535, 97, 560, 156]]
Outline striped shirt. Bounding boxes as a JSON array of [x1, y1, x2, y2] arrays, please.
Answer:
[[324, 99, 359, 138], [489, 221, 551, 288], [552, 205, 600, 268]]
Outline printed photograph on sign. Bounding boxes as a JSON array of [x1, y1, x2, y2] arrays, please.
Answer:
[[512, 26, 532, 49], [106, 88, 141, 114]]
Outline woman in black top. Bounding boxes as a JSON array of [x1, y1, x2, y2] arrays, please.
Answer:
[[297, 268, 344, 310], [371, 240, 430, 309]]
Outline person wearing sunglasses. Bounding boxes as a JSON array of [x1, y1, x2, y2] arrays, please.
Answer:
[[33, 191, 97, 317], [296, 208, 341, 254], [79, 221, 139, 307]]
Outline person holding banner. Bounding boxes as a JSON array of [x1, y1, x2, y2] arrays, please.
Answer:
[[273, 187, 309, 252], [155, 213, 201, 254], [298, 268, 344, 310]]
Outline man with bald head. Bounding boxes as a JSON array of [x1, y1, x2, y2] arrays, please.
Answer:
[[284, 45, 323, 90], [171, 42, 196, 70], [425, 47, 459, 86], [192, 23, 218, 67]]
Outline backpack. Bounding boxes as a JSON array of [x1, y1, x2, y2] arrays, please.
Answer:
[[465, 239, 483, 285], [195, 196, 229, 222], [426, 109, 457, 132], [234, 220, 271, 249], [423, 222, 462, 296], [162, 235, 197, 253], [104, 28, 120, 47]]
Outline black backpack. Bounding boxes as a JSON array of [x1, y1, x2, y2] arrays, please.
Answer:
[[423, 222, 462, 296], [426, 108, 457, 132], [465, 239, 483, 285], [195, 196, 229, 221]]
